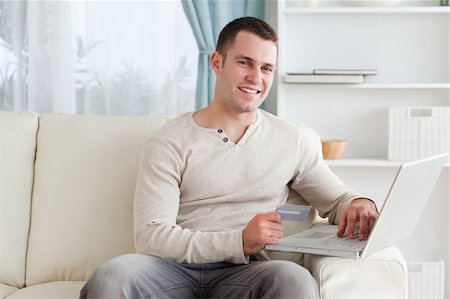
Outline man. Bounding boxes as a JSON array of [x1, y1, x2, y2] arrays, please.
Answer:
[[80, 16, 378, 299]]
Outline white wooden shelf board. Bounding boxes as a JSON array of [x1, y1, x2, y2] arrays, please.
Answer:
[[282, 83, 450, 89], [351, 83, 450, 89], [325, 158, 450, 167], [283, 6, 450, 15]]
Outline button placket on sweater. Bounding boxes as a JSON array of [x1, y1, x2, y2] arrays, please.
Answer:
[[217, 129, 229, 143]]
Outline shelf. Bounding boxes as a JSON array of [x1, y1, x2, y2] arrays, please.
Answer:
[[350, 83, 450, 89], [275, 3, 450, 169], [273, 4, 450, 288], [283, 6, 450, 15], [325, 158, 450, 167], [325, 159, 402, 167], [282, 82, 450, 89]]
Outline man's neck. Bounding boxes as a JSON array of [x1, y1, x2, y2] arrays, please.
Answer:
[[193, 104, 258, 143]]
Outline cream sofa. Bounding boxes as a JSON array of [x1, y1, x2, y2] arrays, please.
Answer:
[[0, 111, 407, 299]]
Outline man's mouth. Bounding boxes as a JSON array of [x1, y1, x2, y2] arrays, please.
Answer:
[[238, 87, 261, 94]]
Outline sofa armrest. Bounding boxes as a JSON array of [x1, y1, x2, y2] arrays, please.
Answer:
[[304, 246, 407, 299]]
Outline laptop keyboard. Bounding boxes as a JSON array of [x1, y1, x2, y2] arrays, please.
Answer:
[[318, 232, 367, 250]]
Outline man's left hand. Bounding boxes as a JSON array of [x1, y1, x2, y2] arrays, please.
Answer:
[[337, 198, 378, 240]]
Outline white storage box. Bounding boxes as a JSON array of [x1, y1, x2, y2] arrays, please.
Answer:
[[407, 259, 445, 299], [389, 107, 450, 161]]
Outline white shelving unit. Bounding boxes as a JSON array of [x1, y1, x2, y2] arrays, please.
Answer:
[[266, 0, 450, 164], [265, 1, 450, 296]]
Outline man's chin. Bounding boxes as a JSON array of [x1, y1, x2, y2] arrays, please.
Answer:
[[228, 97, 264, 113], [242, 100, 264, 113], [240, 104, 261, 113]]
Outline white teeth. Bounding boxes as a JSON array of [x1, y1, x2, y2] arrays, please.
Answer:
[[239, 87, 259, 94]]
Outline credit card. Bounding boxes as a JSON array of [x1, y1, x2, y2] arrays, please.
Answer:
[[276, 204, 311, 222]]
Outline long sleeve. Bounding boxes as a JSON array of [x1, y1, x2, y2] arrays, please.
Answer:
[[133, 137, 248, 264], [290, 125, 365, 224]]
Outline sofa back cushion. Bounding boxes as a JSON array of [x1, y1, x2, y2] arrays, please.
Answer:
[[0, 112, 38, 288], [26, 113, 171, 286]]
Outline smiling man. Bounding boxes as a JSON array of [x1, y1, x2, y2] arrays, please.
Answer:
[[193, 29, 277, 148], [213, 31, 275, 112], [80, 17, 377, 299]]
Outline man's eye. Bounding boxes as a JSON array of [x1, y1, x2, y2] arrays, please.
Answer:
[[238, 60, 249, 66], [263, 66, 273, 73]]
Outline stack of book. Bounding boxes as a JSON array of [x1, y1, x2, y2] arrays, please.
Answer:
[[284, 69, 377, 84]]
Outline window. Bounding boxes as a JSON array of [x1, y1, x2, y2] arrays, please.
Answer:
[[0, 1, 198, 116]]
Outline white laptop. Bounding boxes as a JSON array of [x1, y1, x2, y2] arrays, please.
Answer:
[[266, 153, 448, 258]]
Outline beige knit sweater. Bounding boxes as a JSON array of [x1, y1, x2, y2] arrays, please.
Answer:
[[134, 109, 363, 264]]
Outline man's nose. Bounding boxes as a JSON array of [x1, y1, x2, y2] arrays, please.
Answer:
[[246, 68, 263, 84]]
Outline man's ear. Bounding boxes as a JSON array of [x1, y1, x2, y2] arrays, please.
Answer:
[[210, 51, 222, 75]]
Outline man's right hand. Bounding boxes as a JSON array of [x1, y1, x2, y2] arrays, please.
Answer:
[[242, 212, 283, 256]]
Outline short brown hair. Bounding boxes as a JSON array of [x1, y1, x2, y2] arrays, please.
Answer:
[[216, 17, 278, 62]]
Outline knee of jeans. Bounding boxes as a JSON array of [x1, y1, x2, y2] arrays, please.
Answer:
[[89, 254, 145, 286], [267, 261, 319, 296], [81, 254, 161, 299]]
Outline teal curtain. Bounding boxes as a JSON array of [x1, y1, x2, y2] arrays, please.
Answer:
[[181, 0, 265, 109]]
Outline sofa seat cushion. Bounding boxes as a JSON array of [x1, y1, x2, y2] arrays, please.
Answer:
[[304, 246, 407, 299], [0, 284, 18, 299], [5, 282, 85, 299]]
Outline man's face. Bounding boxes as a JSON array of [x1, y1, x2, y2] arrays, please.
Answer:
[[212, 31, 277, 113]]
